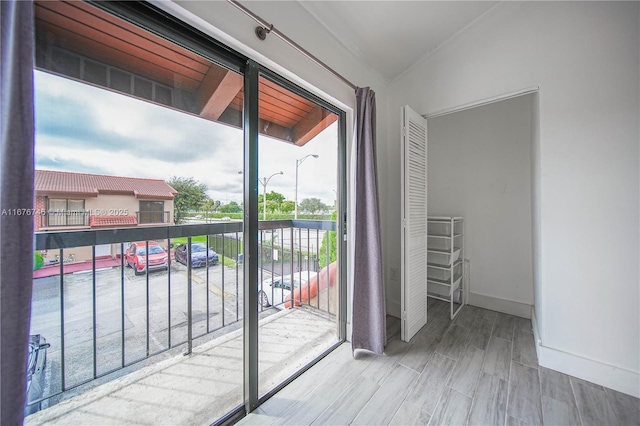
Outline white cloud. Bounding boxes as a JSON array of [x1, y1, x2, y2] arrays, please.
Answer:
[[35, 71, 339, 207]]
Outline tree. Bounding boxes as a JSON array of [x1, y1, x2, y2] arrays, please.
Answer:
[[167, 176, 207, 224], [202, 198, 220, 212], [319, 211, 337, 267], [299, 197, 328, 214], [280, 200, 295, 214], [258, 200, 279, 214], [219, 201, 242, 213], [258, 191, 286, 209], [266, 190, 285, 205]]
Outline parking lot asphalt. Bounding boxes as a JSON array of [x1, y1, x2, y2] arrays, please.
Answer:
[[29, 261, 277, 409]]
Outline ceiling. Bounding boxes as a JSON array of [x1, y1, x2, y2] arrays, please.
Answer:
[[298, 1, 498, 81], [34, 0, 337, 146]]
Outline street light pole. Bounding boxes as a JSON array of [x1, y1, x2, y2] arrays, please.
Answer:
[[294, 154, 319, 219], [258, 171, 283, 221]]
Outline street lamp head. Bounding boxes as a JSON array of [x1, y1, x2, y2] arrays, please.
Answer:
[[295, 154, 319, 219], [297, 154, 320, 166], [262, 171, 284, 185]]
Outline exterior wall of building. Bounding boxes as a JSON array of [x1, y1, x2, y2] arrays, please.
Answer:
[[36, 193, 175, 263], [36, 194, 174, 231], [34, 196, 46, 230], [84, 195, 173, 224]]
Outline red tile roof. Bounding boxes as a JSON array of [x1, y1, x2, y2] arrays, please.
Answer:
[[35, 170, 177, 200], [90, 215, 138, 228]]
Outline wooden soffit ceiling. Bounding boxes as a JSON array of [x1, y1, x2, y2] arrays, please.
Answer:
[[34, 0, 337, 146]]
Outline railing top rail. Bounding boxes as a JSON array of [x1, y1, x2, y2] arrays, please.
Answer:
[[291, 219, 337, 231], [35, 220, 336, 250], [35, 222, 243, 250]]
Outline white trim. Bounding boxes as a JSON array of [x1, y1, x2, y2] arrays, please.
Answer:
[[533, 308, 639, 398], [467, 291, 532, 319], [424, 86, 540, 119], [531, 307, 542, 358]]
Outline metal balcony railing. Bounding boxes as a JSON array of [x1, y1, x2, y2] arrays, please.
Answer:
[[45, 210, 91, 227], [30, 220, 336, 411], [135, 210, 170, 224]]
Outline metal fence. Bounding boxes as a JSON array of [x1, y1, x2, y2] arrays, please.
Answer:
[[135, 210, 170, 224], [45, 210, 91, 227], [30, 220, 336, 410]]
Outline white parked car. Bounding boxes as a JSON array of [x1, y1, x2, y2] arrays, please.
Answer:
[[258, 271, 317, 308]]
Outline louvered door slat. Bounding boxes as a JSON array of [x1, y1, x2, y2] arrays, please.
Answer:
[[401, 105, 428, 342]]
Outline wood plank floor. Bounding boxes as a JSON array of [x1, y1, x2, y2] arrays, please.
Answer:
[[239, 300, 640, 425]]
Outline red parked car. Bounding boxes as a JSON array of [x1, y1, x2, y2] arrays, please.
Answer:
[[125, 241, 169, 275]]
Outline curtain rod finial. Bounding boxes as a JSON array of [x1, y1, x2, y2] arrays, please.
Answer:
[[255, 26, 267, 40], [255, 25, 272, 41]]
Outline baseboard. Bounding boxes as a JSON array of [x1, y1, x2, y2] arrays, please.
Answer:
[[386, 299, 401, 318], [467, 291, 532, 318], [537, 340, 640, 398], [531, 307, 542, 360], [532, 308, 640, 398]]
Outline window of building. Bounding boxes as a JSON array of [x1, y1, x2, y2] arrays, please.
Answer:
[[138, 200, 165, 224], [47, 198, 85, 226]]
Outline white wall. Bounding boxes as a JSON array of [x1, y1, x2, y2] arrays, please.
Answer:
[[384, 1, 639, 396], [428, 95, 534, 314], [158, 0, 389, 341], [165, 1, 387, 118]]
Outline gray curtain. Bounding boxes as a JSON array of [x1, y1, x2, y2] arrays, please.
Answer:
[[352, 87, 386, 355], [1, 0, 35, 424]]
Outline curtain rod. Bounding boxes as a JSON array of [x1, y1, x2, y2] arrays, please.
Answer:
[[226, 0, 358, 91]]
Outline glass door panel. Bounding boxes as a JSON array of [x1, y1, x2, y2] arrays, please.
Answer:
[[30, 1, 244, 423], [256, 74, 341, 398]]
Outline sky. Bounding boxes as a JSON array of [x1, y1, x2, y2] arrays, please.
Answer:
[[34, 70, 338, 206]]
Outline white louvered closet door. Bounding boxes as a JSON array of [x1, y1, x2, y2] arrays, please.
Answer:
[[401, 105, 428, 342]]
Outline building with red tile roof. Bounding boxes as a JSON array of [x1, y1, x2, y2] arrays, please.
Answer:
[[34, 169, 177, 231], [34, 170, 178, 263], [35, 170, 178, 200]]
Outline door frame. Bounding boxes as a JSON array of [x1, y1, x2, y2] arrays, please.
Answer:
[[93, 2, 348, 423]]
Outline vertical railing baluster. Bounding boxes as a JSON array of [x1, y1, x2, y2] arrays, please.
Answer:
[[326, 229, 331, 315], [298, 227, 302, 307], [145, 241, 150, 357], [120, 243, 125, 368], [316, 229, 320, 310], [59, 248, 66, 391], [235, 232, 239, 321], [290, 227, 294, 309], [167, 237, 172, 349], [281, 226, 285, 296], [271, 229, 275, 308], [206, 234, 210, 334], [306, 228, 310, 306], [186, 237, 192, 355], [258, 229, 263, 311], [221, 233, 225, 328], [92, 245, 97, 379]]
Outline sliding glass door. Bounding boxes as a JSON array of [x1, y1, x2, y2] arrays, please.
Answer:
[[28, 1, 345, 424], [256, 73, 343, 400]]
